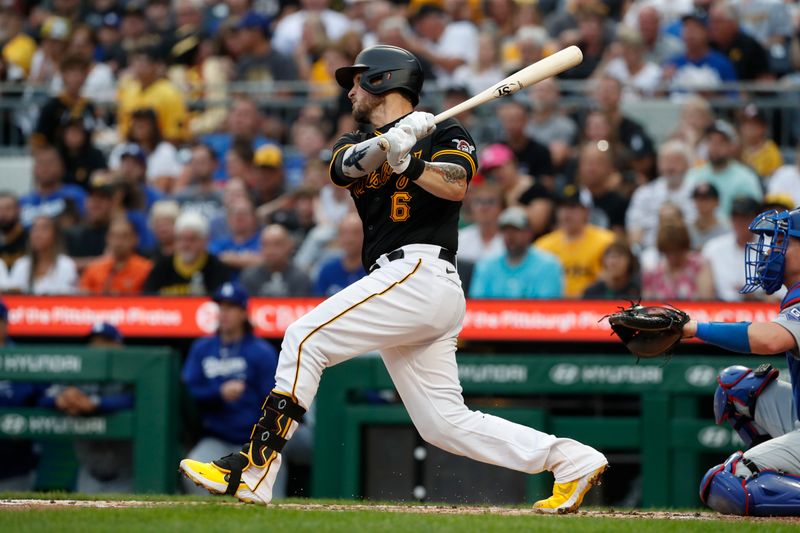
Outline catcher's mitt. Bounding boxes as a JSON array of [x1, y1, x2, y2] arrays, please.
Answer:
[[607, 304, 690, 358]]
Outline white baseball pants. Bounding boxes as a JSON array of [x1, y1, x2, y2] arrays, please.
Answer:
[[242, 244, 607, 501]]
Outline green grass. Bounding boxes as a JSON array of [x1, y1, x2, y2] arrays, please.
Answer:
[[0, 494, 797, 532]]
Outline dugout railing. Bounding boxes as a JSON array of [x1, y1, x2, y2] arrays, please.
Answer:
[[0, 346, 180, 493], [313, 354, 785, 508]]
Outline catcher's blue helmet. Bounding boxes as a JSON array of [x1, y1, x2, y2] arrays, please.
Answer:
[[742, 208, 800, 295]]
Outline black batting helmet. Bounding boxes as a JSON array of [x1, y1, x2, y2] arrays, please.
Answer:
[[335, 45, 424, 106]]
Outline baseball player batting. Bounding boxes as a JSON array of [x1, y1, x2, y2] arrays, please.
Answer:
[[180, 45, 607, 512]]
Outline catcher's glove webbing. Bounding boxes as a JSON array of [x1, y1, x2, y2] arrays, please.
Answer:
[[607, 304, 690, 358]]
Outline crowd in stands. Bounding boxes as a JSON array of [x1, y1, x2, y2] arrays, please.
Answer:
[[0, 0, 799, 303]]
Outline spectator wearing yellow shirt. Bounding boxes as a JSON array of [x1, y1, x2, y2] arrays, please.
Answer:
[[739, 104, 782, 180], [534, 190, 615, 298], [117, 45, 188, 143]]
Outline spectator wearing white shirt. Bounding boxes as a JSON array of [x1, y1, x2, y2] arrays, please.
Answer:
[[271, 0, 351, 57], [602, 27, 663, 100], [408, 4, 478, 88], [702, 197, 764, 301], [451, 32, 505, 96], [6, 216, 77, 295], [627, 140, 696, 251], [458, 183, 505, 264], [767, 151, 800, 208]]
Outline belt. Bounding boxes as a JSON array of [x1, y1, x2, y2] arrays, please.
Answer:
[[370, 247, 456, 272]]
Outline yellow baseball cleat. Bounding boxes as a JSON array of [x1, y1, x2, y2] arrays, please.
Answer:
[[533, 464, 607, 514], [179, 457, 259, 504]]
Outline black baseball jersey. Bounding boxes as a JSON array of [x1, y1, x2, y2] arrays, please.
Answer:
[[330, 117, 477, 269]]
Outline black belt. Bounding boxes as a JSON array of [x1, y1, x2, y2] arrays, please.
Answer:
[[370, 248, 456, 272]]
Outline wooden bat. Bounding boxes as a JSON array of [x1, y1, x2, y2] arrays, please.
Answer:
[[378, 45, 583, 151]]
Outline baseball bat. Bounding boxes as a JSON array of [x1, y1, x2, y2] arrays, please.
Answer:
[[378, 45, 583, 151]]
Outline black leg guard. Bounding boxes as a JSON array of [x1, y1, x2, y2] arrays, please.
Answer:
[[247, 391, 306, 467], [211, 391, 305, 495]]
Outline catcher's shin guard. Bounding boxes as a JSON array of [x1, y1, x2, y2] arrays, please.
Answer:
[[212, 390, 305, 496]]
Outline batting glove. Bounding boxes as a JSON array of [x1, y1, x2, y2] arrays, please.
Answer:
[[397, 112, 436, 139], [382, 125, 417, 173]]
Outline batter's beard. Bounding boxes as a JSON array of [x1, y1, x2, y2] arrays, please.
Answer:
[[352, 93, 380, 124]]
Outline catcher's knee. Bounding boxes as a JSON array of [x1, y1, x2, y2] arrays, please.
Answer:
[[714, 364, 778, 447], [700, 451, 800, 516]]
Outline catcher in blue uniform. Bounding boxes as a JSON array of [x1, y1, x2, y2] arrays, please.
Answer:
[[609, 208, 800, 516]]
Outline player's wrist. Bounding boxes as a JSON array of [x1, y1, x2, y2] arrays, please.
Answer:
[[403, 156, 425, 181]]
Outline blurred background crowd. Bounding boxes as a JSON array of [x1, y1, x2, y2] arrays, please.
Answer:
[[0, 0, 799, 303]]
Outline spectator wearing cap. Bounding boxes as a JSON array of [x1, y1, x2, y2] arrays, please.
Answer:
[[144, 211, 231, 295], [110, 108, 183, 195], [240, 224, 312, 297], [767, 146, 800, 209], [643, 218, 715, 300], [19, 145, 86, 228], [115, 143, 164, 213], [626, 140, 696, 251], [525, 78, 577, 169], [702, 197, 768, 302], [175, 143, 225, 222], [497, 101, 554, 185], [458, 183, 505, 264], [601, 26, 663, 100], [739, 104, 782, 179], [534, 189, 615, 297], [232, 11, 298, 83], [271, 0, 351, 58], [313, 213, 366, 297], [6, 216, 77, 295], [665, 11, 738, 91], [0, 191, 27, 271], [708, 1, 772, 81], [41, 322, 134, 493], [79, 216, 152, 295], [116, 45, 188, 144], [30, 53, 95, 151], [470, 206, 564, 299], [250, 144, 285, 209], [480, 143, 534, 207], [209, 197, 262, 274], [0, 299, 42, 492], [582, 239, 642, 300], [685, 120, 762, 217], [29, 15, 72, 89], [201, 95, 272, 182], [181, 282, 279, 495], [688, 182, 730, 250], [64, 173, 118, 268]]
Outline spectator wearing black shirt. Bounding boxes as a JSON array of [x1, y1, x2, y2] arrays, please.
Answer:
[[589, 76, 655, 179], [582, 240, 641, 300], [576, 142, 629, 233], [144, 211, 231, 295], [57, 116, 108, 189], [65, 174, 117, 269], [496, 100, 553, 184], [31, 54, 96, 150], [0, 191, 27, 270], [708, 1, 772, 81]]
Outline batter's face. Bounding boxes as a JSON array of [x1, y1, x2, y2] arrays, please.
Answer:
[[348, 74, 382, 124]]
